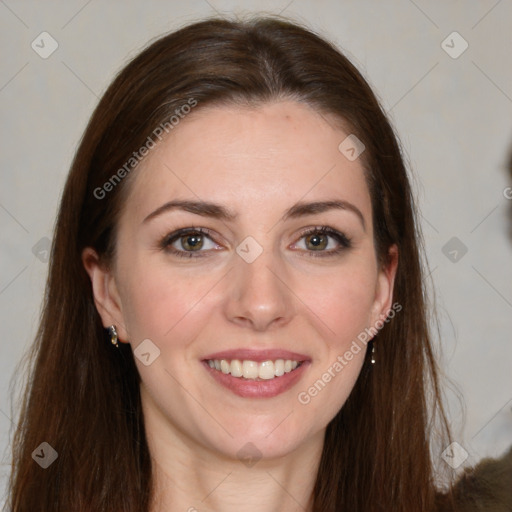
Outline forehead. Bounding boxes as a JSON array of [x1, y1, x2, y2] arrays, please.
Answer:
[[122, 100, 371, 223]]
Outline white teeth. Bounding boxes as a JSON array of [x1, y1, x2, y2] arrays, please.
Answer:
[[242, 360, 259, 379], [230, 359, 243, 377], [258, 361, 275, 380], [220, 360, 230, 374], [206, 358, 303, 380]]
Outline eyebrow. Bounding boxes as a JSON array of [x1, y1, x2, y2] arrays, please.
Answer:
[[143, 199, 237, 223], [282, 200, 365, 230], [143, 198, 366, 230]]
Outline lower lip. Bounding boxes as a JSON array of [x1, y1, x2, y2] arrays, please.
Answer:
[[202, 361, 311, 398]]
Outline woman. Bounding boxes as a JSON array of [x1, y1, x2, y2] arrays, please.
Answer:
[[7, 16, 492, 511]]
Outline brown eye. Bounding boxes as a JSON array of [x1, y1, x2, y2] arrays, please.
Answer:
[[291, 226, 352, 257], [305, 233, 328, 251], [160, 227, 222, 258], [179, 233, 204, 251]]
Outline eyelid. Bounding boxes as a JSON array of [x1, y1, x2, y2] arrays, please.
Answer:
[[159, 225, 351, 259], [160, 227, 224, 257], [290, 225, 352, 255], [161, 226, 216, 244], [295, 225, 350, 241]]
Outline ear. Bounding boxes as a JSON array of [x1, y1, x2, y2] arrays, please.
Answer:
[[369, 244, 399, 330], [82, 247, 129, 343]]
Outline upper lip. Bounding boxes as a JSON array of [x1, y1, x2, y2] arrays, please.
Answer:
[[202, 349, 311, 363]]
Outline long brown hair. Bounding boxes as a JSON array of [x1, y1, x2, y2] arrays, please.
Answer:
[[9, 16, 456, 511]]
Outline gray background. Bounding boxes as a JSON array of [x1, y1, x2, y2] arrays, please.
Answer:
[[1, 0, 511, 501]]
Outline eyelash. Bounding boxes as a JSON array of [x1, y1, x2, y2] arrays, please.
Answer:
[[295, 226, 352, 257], [159, 226, 352, 259], [159, 227, 217, 259]]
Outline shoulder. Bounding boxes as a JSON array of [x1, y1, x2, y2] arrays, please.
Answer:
[[436, 446, 512, 512]]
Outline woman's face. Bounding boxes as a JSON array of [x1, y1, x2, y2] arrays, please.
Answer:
[[85, 100, 397, 461]]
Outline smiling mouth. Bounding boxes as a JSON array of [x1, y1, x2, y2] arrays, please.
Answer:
[[204, 358, 305, 380]]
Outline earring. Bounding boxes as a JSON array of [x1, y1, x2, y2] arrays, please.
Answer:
[[371, 342, 376, 364], [107, 325, 119, 348]]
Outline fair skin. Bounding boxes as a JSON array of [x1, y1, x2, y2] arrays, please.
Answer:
[[83, 100, 398, 512]]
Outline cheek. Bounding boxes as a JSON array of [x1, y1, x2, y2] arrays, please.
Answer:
[[305, 265, 378, 346], [297, 270, 374, 424], [118, 259, 215, 344]]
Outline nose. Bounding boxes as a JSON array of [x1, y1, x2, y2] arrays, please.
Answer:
[[224, 249, 295, 332]]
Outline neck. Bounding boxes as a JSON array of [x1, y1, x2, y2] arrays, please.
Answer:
[[143, 397, 324, 512]]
